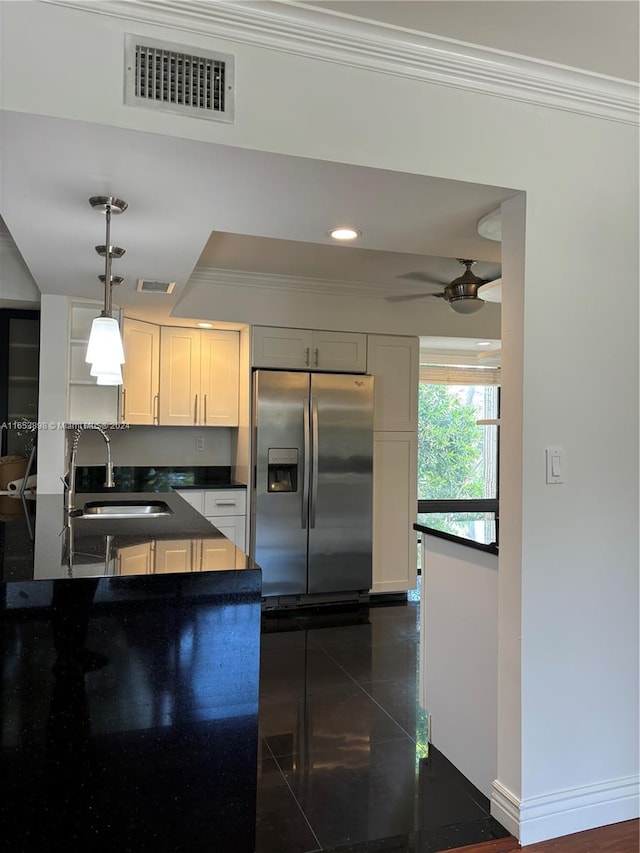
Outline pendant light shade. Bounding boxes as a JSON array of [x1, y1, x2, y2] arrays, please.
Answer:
[[96, 366, 124, 385], [86, 316, 126, 366], [90, 357, 124, 379], [85, 196, 127, 384]]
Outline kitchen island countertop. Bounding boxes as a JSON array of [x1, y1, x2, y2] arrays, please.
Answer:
[[1, 489, 256, 583], [0, 489, 261, 852]]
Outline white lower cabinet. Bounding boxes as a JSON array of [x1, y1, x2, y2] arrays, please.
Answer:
[[117, 542, 153, 575], [117, 537, 238, 574], [371, 431, 418, 594], [175, 488, 247, 552], [200, 537, 240, 570], [174, 490, 204, 513], [154, 540, 193, 573], [209, 516, 246, 552]]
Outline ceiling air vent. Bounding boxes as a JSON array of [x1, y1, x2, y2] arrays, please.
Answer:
[[136, 279, 176, 294], [124, 35, 234, 123]]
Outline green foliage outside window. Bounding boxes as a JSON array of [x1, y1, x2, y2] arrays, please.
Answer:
[[417, 383, 484, 500]]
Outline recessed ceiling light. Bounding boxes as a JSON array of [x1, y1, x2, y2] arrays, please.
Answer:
[[476, 341, 493, 347], [198, 322, 214, 328], [329, 226, 361, 241]]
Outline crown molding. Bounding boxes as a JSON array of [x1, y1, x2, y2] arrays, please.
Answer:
[[45, 0, 638, 125], [189, 266, 395, 298]]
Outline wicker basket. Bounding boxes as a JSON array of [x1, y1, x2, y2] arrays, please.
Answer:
[[0, 456, 28, 491]]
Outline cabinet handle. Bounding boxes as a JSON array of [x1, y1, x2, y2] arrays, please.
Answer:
[[153, 394, 159, 425], [204, 394, 207, 424], [121, 388, 126, 422], [314, 347, 319, 367], [194, 394, 198, 425], [305, 347, 310, 366], [215, 500, 237, 507]]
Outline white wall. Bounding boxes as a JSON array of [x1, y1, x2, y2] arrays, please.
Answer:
[[174, 276, 502, 338], [37, 295, 68, 493], [421, 534, 499, 799], [70, 425, 232, 468], [3, 2, 638, 843], [0, 242, 40, 306]]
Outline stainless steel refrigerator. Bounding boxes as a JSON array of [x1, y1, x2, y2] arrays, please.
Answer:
[[252, 370, 374, 603]]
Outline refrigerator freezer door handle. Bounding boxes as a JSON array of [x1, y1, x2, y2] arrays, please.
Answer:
[[302, 397, 310, 529], [310, 397, 319, 529]]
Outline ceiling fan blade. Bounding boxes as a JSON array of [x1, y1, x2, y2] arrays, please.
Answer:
[[397, 271, 449, 286], [385, 291, 446, 303]]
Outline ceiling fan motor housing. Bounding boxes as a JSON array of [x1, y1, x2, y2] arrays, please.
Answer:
[[445, 260, 485, 300]]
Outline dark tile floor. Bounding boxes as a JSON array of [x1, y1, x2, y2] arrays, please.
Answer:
[[256, 600, 511, 853]]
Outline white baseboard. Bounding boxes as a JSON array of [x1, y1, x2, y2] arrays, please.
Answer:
[[491, 779, 521, 839], [492, 775, 640, 846]]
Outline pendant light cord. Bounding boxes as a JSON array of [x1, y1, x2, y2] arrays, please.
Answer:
[[102, 203, 113, 318]]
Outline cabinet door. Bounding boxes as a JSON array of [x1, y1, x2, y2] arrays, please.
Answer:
[[371, 431, 418, 594], [122, 318, 160, 425], [252, 326, 312, 369], [207, 515, 246, 551], [117, 542, 153, 576], [154, 539, 194, 573], [175, 489, 204, 514], [199, 537, 238, 570], [367, 335, 419, 431], [200, 330, 239, 426], [312, 330, 367, 373], [159, 327, 201, 425]]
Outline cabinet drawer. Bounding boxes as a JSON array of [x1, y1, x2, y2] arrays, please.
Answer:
[[204, 489, 246, 516]]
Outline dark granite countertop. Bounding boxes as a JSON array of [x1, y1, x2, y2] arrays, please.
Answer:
[[1, 531, 261, 851], [0, 489, 257, 584], [414, 522, 499, 555]]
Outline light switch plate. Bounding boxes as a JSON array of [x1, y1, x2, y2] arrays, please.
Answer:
[[545, 446, 566, 484]]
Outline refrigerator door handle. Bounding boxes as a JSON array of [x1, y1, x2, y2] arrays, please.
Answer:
[[310, 396, 319, 529], [302, 397, 310, 529]]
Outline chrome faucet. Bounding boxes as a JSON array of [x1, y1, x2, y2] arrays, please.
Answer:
[[63, 425, 115, 512]]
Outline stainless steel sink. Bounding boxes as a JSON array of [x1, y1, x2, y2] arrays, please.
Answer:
[[80, 500, 173, 519]]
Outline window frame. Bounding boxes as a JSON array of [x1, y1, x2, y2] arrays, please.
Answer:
[[416, 375, 500, 552]]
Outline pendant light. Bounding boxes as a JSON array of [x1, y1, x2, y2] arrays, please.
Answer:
[[85, 196, 128, 381]]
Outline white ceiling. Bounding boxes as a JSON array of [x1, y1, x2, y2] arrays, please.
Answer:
[[300, 1, 640, 82], [21, 0, 634, 362], [1, 0, 634, 364], [1, 111, 510, 333]]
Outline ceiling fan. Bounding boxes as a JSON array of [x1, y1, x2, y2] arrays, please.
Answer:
[[386, 259, 500, 314]]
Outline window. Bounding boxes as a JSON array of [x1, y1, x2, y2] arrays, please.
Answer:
[[417, 364, 499, 550]]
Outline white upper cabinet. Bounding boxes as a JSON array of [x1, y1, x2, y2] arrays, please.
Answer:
[[159, 327, 201, 426], [252, 326, 311, 369], [311, 330, 367, 372], [366, 335, 419, 432], [159, 327, 239, 426], [200, 330, 240, 426], [122, 318, 160, 425], [252, 326, 367, 373]]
